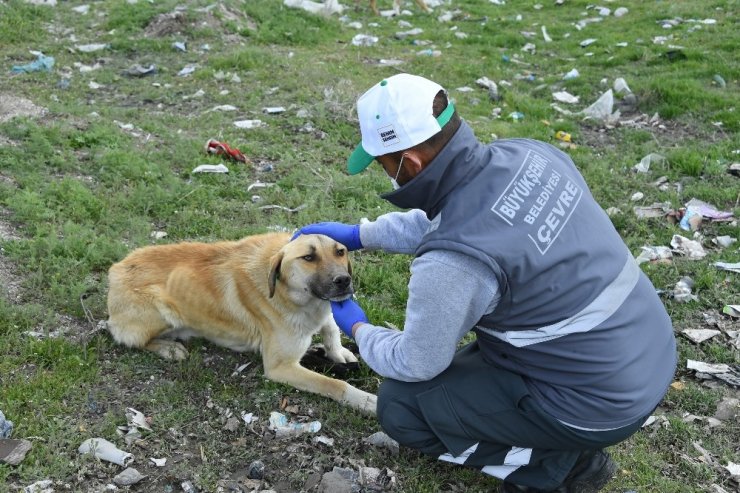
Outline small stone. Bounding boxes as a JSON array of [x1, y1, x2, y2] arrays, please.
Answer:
[[248, 459, 265, 479], [0, 439, 32, 465], [113, 467, 146, 486]]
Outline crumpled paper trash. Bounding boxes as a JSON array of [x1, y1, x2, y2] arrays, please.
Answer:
[[670, 235, 706, 259]]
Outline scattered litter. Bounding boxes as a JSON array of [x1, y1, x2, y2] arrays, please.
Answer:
[[121, 63, 157, 77], [635, 246, 672, 265], [360, 466, 397, 490], [283, 0, 344, 15], [150, 457, 167, 467], [241, 411, 256, 424], [76, 43, 108, 53], [205, 139, 249, 163], [11, 53, 54, 73], [259, 204, 307, 213], [0, 439, 32, 465], [670, 235, 706, 259], [417, 48, 442, 57], [563, 68, 579, 80], [634, 202, 672, 219], [22, 480, 53, 493], [475, 76, 500, 100], [581, 89, 620, 124], [672, 277, 698, 303], [177, 64, 197, 76], [207, 104, 238, 112], [679, 208, 702, 231], [313, 435, 335, 447], [633, 153, 666, 173], [125, 407, 152, 432], [247, 181, 274, 192], [613, 77, 632, 95], [395, 28, 423, 40], [714, 397, 739, 421], [263, 106, 286, 114], [614, 7, 629, 17], [555, 131, 572, 143], [724, 304, 740, 317], [79, 438, 133, 466], [522, 42, 536, 54], [363, 431, 400, 455], [685, 198, 735, 222], [181, 481, 197, 493], [234, 119, 264, 129], [223, 416, 240, 432], [605, 207, 621, 216], [319, 467, 358, 492], [192, 164, 229, 174], [231, 362, 251, 376], [715, 262, 740, 274], [268, 411, 320, 438], [248, 460, 265, 479], [729, 163, 740, 176], [113, 468, 146, 486], [630, 192, 644, 201], [682, 329, 721, 344], [541, 26, 552, 42], [687, 360, 740, 388], [712, 74, 726, 88], [579, 38, 597, 48], [552, 91, 579, 104], [352, 34, 378, 46], [509, 111, 524, 121], [0, 411, 13, 438], [172, 41, 187, 52]]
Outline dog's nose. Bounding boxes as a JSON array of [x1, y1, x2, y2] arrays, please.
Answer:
[[333, 275, 351, 289]]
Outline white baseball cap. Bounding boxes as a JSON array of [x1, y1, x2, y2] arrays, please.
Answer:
[[347, 73, 455, 175]]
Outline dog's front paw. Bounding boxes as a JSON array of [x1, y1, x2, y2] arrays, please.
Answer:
[[326, 346, 358, 364], [146, 340, 189, 360]]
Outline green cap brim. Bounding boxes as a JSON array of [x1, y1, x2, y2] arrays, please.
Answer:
[[347, 144, 374, 175], [346, 101, 455, 175]]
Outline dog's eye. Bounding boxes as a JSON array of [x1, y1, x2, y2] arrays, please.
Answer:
[[335, 249, 345, 257], [302, 254, 315, 262]]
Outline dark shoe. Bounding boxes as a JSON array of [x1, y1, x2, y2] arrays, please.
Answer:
[[498, 449, 617, 493]]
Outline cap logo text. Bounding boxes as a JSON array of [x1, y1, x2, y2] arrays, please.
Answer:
[[378, 124, 400, 147]]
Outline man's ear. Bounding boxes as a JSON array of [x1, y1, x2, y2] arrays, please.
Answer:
[[268, 251, 284, 298], [403, 150, 425, 174]]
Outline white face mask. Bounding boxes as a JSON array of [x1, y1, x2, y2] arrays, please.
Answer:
[[389, 154, 406, 191]]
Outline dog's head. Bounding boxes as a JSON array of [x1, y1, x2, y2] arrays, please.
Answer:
[[268, 234, 353, 301]]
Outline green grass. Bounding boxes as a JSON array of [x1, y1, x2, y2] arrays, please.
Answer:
[[0, 0, 738, 491]]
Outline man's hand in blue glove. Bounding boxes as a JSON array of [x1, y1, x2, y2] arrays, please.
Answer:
[[291, 222, 362, 251], [331, 299, 369, 338]]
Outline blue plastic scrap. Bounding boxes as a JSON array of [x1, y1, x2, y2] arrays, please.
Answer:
[[11, 54, 55, 73], [0, 410, 13, 439]]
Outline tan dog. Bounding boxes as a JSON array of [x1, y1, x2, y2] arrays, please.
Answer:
[[106, 232, 377, 415], [369, 0, 429, 15]]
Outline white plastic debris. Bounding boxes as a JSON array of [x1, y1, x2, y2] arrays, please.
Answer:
[[682, 329, 721, 344], [192, 164, 229, 174], [670, 235, 706, 259], [633, 153, 666, 173], [613, 77, 632, 94], [363, 431, 400, 455], [268, 411, 321, 438], [150, 457, 167, 467], [614, 7, 629, 17], [234, 119, 264, 129], [23, 480, 54, 493], [247, 181, 274, 192], [313, 435, 335, 446], [72, 5, 89, 14], [76, 43, 108, 52], [552, 91, 579, 104], [79, 438, 133, 466], [541, 26, 552, 42], [713, 236, 737, 248], [241, 412, 256, 424], [633, 202, 671, 219], [687, 360, 732, 374], [263, 106, 286, 114], [630, 192, 644, 201], [635, 246, 672, 265], [582, 89, 619, 123], [673, 277, 698, 303], [283, 0, 344, 15], [207, 104, 238, 112], [476, 76, 500, 100], [0, 410, 13, 438], [579, 38, 597, 47], [125, 407, 152, 431], [715, 262, 740, 274], [563, 68, 580, 80], [352, 34, 379, 46], [177, 64, 197, 76]]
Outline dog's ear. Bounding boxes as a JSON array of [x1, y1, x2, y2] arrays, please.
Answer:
[[268, 250, 284, 298]]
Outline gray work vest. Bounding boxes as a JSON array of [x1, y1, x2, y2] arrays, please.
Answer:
[[383, 122, 677, 429]]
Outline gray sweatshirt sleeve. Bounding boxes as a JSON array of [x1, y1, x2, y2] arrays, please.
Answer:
[[359, 209, 430, 254], [354, 249, 501, 382]]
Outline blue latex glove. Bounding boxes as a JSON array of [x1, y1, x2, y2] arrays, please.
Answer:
[[331, 299, 369, 338], [291, 222, 362, 251]]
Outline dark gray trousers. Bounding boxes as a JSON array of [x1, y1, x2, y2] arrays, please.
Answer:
[[377, 341, 648, 489]]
